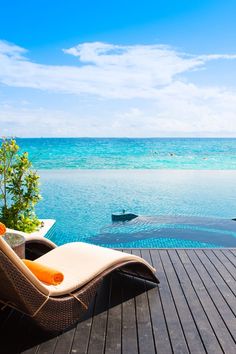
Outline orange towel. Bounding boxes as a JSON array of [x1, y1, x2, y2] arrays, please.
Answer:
[[0, 222, 6, 235], [23, 259, 64, 285]]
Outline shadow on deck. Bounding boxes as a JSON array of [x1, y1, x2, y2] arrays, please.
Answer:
[[0, 249, 236, 354]]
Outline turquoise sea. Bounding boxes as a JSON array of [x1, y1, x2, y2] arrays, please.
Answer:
[[17, 137, 236, 170], [15, 138, 236, 248]]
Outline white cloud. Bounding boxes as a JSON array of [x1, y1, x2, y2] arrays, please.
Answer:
[[0, 104, 92, 137], [0, 40, 236, 99], [0, 40, 26, 58], [0, 39, 236, 136], [0, 97, 235, 137]]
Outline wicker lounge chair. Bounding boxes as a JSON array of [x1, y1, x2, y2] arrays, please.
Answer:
[[0, 235, 158, 333]]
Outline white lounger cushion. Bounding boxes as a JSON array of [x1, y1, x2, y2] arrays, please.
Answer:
[[0, 236, 156, 297], [36, 242, 156, 296]]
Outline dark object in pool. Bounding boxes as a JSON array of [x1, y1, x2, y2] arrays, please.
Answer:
[[112, 210, 138, 222], [232, 218, 236, 221]]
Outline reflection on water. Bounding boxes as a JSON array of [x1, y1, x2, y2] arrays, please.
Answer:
[[92, 215, 236, 248]]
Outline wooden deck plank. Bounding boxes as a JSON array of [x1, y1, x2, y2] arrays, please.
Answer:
[[159, 250, 206, 354], [150, 250, 190, 354], [132, 249, 156, 354], [0, 249, 234, 354], [202, 250, 236, 297], [120, 249, 139, 354], [18, 315, 44, 354], [70, 295, 96, 354], [201, 250, 236, 305], [104, 273, 122, 354], [20, 319, 55, 354], [169, 250, 223, 354], [121, 275, 140, 354], [53, 327, 76, 354], [86, 276, 111, 354], [190, 250, 236, 339], [36, 336, 58, 354], [179, 250, 235, 354], [141, 250, 172, 354], [212, 250, 236, 280], [222, 249, 236, 268]]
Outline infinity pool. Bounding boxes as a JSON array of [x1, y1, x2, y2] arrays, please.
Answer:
[[37, 170, 236, 248], [93, 215, 236, 248]]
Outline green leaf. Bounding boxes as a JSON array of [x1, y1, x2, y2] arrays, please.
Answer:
[[0, 137, 42, 232]]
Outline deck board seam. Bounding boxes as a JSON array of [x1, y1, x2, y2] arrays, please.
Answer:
[[67, 327, 77, 354], [149, 250, 174, 354], [221, 250, 236, 269], [133, 288, 140, 354], [134, 248, 158, 354], [186, 250, 235, 351], [175, 249, 213, 353], [120, 252, 123, 354], [121, 249, 140, 354], [201, 249, 236, 302], [167, 249, 207, 353], [131, 249, 141, 354], [37, 334, 58, 354], [212, 250, 236, 281], [133, 248, 157, 354], [70, 292, 97, 354], [160, 250, 192, 353], [174, 249, 217, 353], [120, 281, 123, 354], [103, 275, 112, 354], [159, 250, 190, 353], [85, 292, 97, 354], [141, 250, 158, 354], [178, 250, 226, 353], [202, 250, 236, 295], [193, 250, 236, 341], [199, 250, 236, 312]]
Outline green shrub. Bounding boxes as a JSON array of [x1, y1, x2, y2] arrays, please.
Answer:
[[0, 138, 41, 232]]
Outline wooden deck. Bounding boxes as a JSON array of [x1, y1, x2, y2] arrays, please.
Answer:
[[0, 249, 236, 354]]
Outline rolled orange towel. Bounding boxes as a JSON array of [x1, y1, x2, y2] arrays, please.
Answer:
[[0, 222, 6, 235], [23, 259, 64, 285]]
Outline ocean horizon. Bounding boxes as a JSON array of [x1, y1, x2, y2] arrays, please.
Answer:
[[15, 137, 236, 170]]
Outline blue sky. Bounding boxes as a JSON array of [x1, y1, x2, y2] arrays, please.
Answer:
[[0, 0, 236, 137]]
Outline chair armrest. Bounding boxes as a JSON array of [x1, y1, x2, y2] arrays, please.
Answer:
[[6, 228, 57, 260], [25, 236, 57, 260], [24, 234, 57, 248]]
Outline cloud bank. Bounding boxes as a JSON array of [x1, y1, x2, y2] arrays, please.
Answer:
[[0, 40, 236, 136]]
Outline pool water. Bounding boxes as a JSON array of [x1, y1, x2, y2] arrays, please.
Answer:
[[37, 170, 236, 248], [94, 215, 236, 248]]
